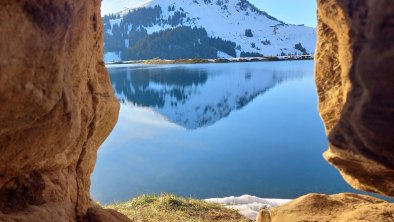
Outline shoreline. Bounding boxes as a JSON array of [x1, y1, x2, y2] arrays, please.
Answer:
[[105, 55, 314, 65], [103, 193, 291, 221]]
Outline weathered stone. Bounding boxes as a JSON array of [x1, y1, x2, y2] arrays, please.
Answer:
[[315, 0, 394, 197], [270, 193, 394, 222], [0, 0, 123, 221], [270, 0, 394, 220], [1, 0, 393, 221], [256, 208, 271, 222], [83, 207, 132, 222]]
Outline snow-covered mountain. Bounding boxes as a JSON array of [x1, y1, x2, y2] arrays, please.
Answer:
[[108, 62, 307, 129], [102, 0, 316, 62]]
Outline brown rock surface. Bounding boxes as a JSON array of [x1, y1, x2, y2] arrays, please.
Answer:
[[0, 0, 126, 221], [315, 0, 394, 197], [1, 0, 393, 221], [270, 193, 394, 222], [270, 0, 394, 221], [83, 207, 132, 222]]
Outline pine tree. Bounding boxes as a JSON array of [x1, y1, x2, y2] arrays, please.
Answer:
[[245, 29, 253, 37]]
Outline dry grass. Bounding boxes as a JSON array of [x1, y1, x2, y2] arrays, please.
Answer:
[[105, 194, 252, 222]]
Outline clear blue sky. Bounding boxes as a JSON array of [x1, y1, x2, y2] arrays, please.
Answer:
[[101, 0, 317, 27], [250, 0, 317, 27]]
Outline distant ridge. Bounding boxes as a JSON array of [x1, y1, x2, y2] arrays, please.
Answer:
[[102, 0, 316, 62]]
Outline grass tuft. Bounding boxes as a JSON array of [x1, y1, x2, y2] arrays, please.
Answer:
[[105, 194, 252, 222]]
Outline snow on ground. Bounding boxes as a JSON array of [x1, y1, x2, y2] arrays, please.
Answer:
[[217, 50, 234, 58], [106, 18, 122, 35], [205, 195, 291, 220]]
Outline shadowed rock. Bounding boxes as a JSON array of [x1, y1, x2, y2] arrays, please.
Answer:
[[0, 0, 127, 221], [315, 0, 394, 197], [269, 0, 394, 221]]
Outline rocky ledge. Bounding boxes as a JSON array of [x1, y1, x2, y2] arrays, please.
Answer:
[[270, 193, 394, 222]]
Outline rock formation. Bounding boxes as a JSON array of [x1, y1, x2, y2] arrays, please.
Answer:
[[315, 0, 394, 197], [267, 0, 394, 221], [0, 0, 393, 221], [270, 193, 394, 222], [256, 208, 271, 222], [0, 0, 128, 221]]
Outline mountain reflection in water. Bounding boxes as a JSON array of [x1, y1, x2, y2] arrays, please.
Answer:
[[91, 61, 364, 205], [109, 63, 305, 129]]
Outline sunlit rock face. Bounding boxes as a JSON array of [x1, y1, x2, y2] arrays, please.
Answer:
[[315, 0, 394, 197], [0, 0, 125, 221], [270, 193, 394, 222]]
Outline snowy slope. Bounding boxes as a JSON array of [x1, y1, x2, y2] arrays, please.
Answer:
[[103, 0, 316, 62]]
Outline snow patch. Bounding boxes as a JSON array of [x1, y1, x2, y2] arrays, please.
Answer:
[[217, 50, 234, 59], [205, 195, 291, 220], [110, 18, 122, 27]]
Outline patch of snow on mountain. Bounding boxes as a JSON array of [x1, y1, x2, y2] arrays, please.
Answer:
[[217, 50, 234, 58], [140, 0, 286, 54]]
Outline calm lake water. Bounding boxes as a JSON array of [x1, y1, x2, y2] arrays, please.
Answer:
[[91, 60, 360, 204]]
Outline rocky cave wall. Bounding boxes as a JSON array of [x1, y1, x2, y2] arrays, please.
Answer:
[[271, 0, 394, 221], [0, 0, 393, 221], [315, 0, 394, 197], [0, 0, 128, 221]]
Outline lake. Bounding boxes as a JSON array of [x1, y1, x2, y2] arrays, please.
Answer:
[[91, 60, 360, 204]]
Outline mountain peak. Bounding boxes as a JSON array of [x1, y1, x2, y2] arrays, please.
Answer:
[[103, 0, 316, 62]]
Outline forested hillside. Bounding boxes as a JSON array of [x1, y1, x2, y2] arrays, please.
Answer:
[[103, 0, 316, 61]]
